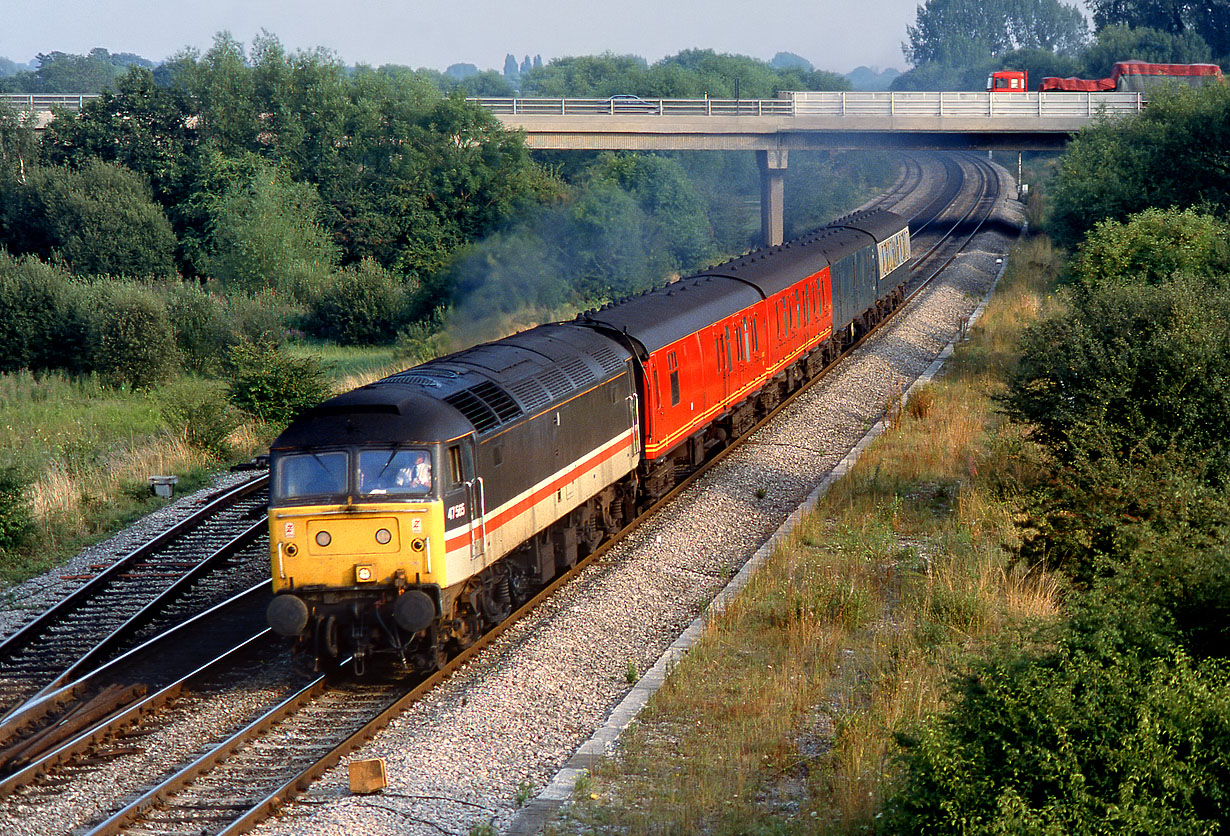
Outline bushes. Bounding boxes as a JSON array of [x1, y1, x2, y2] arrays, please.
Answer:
[[303, 259, 409, 345], [164, 282, 236, 373], [885, 638, 1230, 835], [0, 463, 33, 556], [1, 160, 177, 277], [1003, 275, 1230, 479], [82, 284, 179, 389], [0, 251, 87, 373], [157, 377, 239, 457], [225, 338, 331, 426], [1069, 208, 1230, 289]]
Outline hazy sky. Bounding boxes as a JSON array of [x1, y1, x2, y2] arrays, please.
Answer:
[[3, 0, 929, 74]]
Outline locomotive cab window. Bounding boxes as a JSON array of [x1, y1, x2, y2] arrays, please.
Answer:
[[359, 448, 433, 498], [274, 450, 348, 502], [448, 445, 463, 484]]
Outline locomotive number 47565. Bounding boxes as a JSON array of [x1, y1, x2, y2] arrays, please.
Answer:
[[446, 502, 467, 521]]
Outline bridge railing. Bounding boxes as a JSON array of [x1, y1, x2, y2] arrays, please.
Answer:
[[1, 94, 100, 113], [471, 91, 1147, 119], [470, 97, 796, 116]]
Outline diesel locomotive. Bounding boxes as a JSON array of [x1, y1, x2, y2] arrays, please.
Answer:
[[264, 208, 911, 672]]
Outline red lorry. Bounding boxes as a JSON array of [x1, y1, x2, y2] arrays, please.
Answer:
[[1041, 61, 1223, 92]]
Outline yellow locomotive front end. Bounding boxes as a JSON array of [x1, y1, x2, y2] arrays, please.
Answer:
[[265, 444, 455, 671]]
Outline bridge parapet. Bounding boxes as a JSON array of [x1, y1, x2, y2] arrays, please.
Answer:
[[470, 91, 1145, 121]]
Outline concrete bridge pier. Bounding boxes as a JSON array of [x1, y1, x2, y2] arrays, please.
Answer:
[[758, 149, 788, 248]]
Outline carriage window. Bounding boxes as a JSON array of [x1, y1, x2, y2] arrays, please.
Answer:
[[742, 317, 751, 359], [725, 326, 733, 369], [275, 451, 348, 500], [752, 317, 759, 352], [667, 352, 680, 406]]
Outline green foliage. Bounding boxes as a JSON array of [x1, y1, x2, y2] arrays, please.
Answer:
[[1087, 0, 1230, 59], [82, 283, 180, 389], [0, 48, 152, 94], [0, 250, 88, 372], [191, 153, 338, 293], [0, 463, 33, 555], [164, 282, 237, 373], [1, 159, 176, 277], [40, 67, 200, 222], [1016, 453, 1230, 593], [304, 259, 410, 345], [1048, 84, 1230, 249], [227, 289, 291, 344], [1069, 208, 1230, 289], [521, 49, 849, 99], [41, 34, 552, 286], [885, 641, 1230, 835], [1079, 24, 1212, 77], [225, 337, 331, 426], [904, 0, 1088, 66], [1003, 276, 1230, 477], [157, 377, 239, 458]]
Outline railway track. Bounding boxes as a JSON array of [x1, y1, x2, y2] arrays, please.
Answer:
[[0, 477, 270, 740], [0, 153, 1007, 834]]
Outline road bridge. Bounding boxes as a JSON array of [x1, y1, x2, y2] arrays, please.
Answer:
[[4, 91, 1145, 246], [472, 91, 1144, 245]]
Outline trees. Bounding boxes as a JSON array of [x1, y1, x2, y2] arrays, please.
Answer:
[[1, 159, 177, 278], [1048, 84, 1230, 249], [0, 49, 152, 94], [189, 153, 338, 293], [1079, 23, 1212, 77], [904, 0, 1088, 65], [1087, 0, 1230, 59]]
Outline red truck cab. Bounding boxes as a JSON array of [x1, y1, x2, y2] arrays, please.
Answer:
[[987, 70, 1027, 92]]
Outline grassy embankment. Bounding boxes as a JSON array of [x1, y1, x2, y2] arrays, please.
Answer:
[[553, 234, 1067, 834], [0, 343, 403, 589]]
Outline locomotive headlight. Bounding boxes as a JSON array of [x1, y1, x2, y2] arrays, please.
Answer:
[[315, 530, 332, 547], [375, 528, 392, 545], [410, 538, 426, 553], [285, 543, 298, 557], [355, 564, 374, 582]]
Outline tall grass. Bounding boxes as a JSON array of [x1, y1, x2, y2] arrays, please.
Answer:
[[0, 342, 412, 588], [554, 236, 1063, 835]]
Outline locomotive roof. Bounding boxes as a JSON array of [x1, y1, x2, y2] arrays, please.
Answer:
[[272, 388, 475, 450], [276, 323, 631, 445]]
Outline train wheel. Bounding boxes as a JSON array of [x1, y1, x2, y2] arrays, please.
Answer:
[[317, 615, 341, 660]]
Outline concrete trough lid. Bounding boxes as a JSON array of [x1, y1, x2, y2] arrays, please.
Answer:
[[147, 475, 179, 498]]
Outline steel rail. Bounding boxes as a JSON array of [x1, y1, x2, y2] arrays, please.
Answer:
[[0, 475, 268, 662], [3, 520, 268, 722]]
